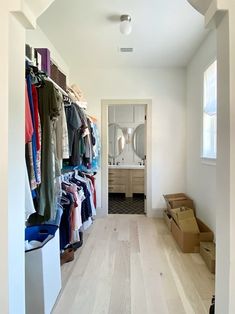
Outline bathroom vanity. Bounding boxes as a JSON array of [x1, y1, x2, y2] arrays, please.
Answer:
[[108, 166, 144, 197]]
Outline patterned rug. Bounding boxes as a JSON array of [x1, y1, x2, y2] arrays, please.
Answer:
[[108, 193, 145, 214]]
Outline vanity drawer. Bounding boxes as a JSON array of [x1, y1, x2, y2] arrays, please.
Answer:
[[132, 177, 144, 185], [109, 177, 126, 185], [109, 169, 129, 177], [109, 185, 126, 193], [132, 184, 144, 193], [131, 169, 144, 178]]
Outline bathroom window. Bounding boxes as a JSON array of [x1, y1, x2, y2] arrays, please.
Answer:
[[202, 60, 217, 160]]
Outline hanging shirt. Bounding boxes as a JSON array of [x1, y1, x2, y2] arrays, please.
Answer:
[[55, 99, 69, 161], [25, 82, 33, 143], [26, 74, 39, 184], [31, 85, 41, 151], [25, 161, 36, 220], [38, 80, 61, 220], [25, 142, 37, 190], [65, 103, 82, 156], [31, 85, 41, 183]]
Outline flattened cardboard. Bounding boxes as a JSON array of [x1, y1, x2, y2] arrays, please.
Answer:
[[200, 242, 216, 274], [178, 217, 200, 233], [170, 207, 194, 223], [171, 218, 214, 253], [170, 207, 199, 233]]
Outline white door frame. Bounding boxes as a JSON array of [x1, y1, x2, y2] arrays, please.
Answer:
[[101, 99, 152, 217]]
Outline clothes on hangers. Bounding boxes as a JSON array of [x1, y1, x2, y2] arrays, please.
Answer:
[[37, 79, 62, 220], [64, 103, 100, 171], [25, 61, 99, 224], [25, 82, 33, 144], [25, 161, 36, 220], [57, 169, 97, 250]]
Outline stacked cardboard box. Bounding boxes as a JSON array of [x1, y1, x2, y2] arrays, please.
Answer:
[[163, 193, 214, 253], [163, 193, 195, 212]]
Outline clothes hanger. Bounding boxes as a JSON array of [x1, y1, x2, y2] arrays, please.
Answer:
[[63, 94, 72, 105], [60, 195, 71, 206], [74, 169, 85, 180]]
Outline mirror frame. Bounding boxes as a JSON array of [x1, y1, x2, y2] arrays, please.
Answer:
[[108, 123, 125, 158], [132, 124, 145, 159]]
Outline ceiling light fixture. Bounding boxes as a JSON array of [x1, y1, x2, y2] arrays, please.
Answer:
[[120, 14, 132, 35]]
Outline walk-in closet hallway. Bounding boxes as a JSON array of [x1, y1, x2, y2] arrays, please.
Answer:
[[53, 215, 215, 314]]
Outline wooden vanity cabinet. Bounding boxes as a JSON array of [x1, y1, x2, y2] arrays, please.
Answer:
[[109, 168, 144, 197]]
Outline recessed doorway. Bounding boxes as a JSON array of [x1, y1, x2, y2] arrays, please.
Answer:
[[101, 99, 152, 217], [108, 104, 146, 214]]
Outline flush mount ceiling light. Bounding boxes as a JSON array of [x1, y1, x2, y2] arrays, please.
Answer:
[[120, 14, 132, 35]]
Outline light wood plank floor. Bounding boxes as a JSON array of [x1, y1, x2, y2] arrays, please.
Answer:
[[53, 215, 215, 314]]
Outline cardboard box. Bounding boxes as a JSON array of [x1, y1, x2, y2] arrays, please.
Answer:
[[200, 242, 216, 274], [169, 199, 195, 210], [171, 218, 214, 253], [170, 207, 194, 223], [163, 210, 172, 231], [170, 207, 199, 233], [163, 193, 195, 211]]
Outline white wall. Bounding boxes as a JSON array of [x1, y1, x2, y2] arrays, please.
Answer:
[[0, 9, 26, 314], [186, 30, 217, 232], [26, 25, 69, 78], [70, 67, 186, 213]]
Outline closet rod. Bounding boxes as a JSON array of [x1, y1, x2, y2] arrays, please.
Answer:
[[25, 56, 34, 63], [47, 77, 69, 97]]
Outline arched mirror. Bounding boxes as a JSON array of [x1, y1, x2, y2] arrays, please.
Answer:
[[108, 123, 125, 158], [133, 124, 145, 159]]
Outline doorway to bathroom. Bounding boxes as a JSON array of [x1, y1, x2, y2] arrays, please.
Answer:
[[108, 103, 146, 214], [101, 99, 152, 217]]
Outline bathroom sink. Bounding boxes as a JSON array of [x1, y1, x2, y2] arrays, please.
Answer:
[[108, 164, 145, 169]]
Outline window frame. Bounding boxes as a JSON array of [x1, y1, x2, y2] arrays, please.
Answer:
[[201, 58, 217, 164]]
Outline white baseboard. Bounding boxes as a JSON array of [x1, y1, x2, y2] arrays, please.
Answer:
[[95, 208, 108, 218], [95, 208, 164, 218], [147, 208, 164, 218]]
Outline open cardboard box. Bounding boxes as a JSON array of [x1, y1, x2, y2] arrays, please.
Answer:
[[170, 207, 199, 233], [163, 193, 195, 211], [171, 218, 214, 253]]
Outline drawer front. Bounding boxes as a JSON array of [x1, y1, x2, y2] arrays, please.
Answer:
[[132, 184, 145, 193], [132, 177, 144, 185], [109, 169, 129, 178], [131, 169, 144, 178], [109, 185, 126, 193], [109, 177, 126, 185]]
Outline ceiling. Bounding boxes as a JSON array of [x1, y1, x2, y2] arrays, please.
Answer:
[[37, 0, 207, 69]]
